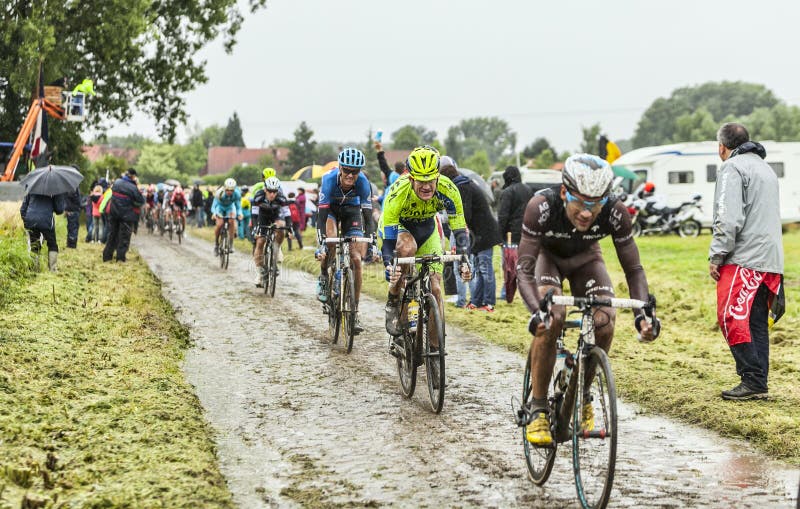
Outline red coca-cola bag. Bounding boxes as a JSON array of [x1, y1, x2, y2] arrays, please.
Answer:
[[716, 265, 783, 346]]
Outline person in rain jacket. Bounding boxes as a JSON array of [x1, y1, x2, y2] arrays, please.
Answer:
[[20, 192, 66, 271], [102, 169, 144, 262]]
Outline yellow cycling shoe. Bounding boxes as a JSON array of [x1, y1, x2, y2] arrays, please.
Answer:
[[526, 412, 553, 445], [580, 403, 595, 432]]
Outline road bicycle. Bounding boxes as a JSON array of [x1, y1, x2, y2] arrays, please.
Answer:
[[166, 212, 175, 242], [390, 252, 467, 414], [516, 290, 658, 509], [321, 235, 375, 353], [256, 224, 292, 298], [145, 207, 156, 235], [174, 208, 185, 244], [218, 219, 233, 270]]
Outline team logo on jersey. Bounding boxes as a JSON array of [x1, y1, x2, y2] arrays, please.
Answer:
[[591, 224, 600, 232], [319, 192, 326, 202], [538, 201, 550, 225], [586, 279, 596, 288], [609, 208, 623, 231]]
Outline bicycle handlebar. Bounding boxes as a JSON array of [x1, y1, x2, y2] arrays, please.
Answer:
[[324, 237, 374, 244], [549, 295, 648, 310], [394, 254, 467, 265]]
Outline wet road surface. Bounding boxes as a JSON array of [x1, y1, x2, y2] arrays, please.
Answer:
[[133, 232, 799, 508]]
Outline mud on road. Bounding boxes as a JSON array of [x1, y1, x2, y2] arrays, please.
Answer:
[[133, 232, 799, 508]]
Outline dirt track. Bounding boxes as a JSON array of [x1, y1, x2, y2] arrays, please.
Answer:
[[134, 231, 799, 508]]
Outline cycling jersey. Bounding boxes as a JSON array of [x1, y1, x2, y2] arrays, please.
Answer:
[[251, 188, 290, 228], [379, 174, 469, 266], [317, 169, 374, 237], [212, 187, 243, 218], [517, 188, 649, 316], [171, 191, 187, 207]]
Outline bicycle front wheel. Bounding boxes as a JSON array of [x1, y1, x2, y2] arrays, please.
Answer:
[[340, 268, 356, 353], [263, 243, 273, 295], [572, 347, 617, 509], [168, 217, 173, 241], [423, 294, 446, 413], [396, 298, 416, 398], [522, 353, 556, 485], [327, 271, 340, 344], [220, 234, 230, 270], [268, 244, 278, 298]]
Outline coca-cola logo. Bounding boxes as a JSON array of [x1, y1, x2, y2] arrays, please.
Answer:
[[728, 268, 764, 320]]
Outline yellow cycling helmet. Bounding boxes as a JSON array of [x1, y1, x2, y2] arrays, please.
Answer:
[[406, 146, 440, 181], [262, 167, 276, 180]]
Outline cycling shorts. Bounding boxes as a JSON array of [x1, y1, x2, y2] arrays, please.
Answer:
[[217, 204, 237, 219], [399, 216, 445, 274], [327, 205, 364, 237], [534, 244, 614, 298]]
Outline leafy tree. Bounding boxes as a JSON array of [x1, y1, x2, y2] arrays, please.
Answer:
[[673, 107, 718, 143], [741, 104, 800, 141], [632, 81, 780, 147], [220, 112, 245, 147], [461, 150, 491, 178], [390, 125, 437, 149], [361, 128, 380, 183], [580, 123, 602, 154], [0, 0, 267, 151], [533, 149, 557, 169], [315, 142, 339, 165], [173, 139, 207, 176], [227, 164, 262, 186], [522, 137, 555, 159], [94, 133, 153, 149], [285, 121, 317, 172], [87, 154, 127, 192], [188, 123, 225, 149], [136, 144, 186, 184], [445, 117, 516, 164]]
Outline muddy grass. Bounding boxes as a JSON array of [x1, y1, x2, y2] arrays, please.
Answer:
[[0, 216, 233, 507], [194, 226, 800, 464]]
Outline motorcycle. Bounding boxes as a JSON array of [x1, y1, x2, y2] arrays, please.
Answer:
[[629, 194, 703, 238]]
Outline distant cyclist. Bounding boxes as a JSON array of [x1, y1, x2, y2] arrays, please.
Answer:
[[170, 184, 188, 232], [211, 178, 243, 255], [516, 154, 660, 446], [379, 146, 472, 344], [251, 176, 292, 287], [315, 147, 376, 333]]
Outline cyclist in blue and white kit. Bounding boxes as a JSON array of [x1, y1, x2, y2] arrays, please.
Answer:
[[212, 178, 243, 255], [315, 147, 377, 333]]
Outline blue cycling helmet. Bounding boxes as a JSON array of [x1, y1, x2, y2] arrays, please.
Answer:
[[156, 183, 165, 192], [338, 147, 365, 168]]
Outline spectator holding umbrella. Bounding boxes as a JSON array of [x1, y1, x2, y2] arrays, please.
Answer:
[[19, 165, 83, 271], [103, 169, 144, 263]]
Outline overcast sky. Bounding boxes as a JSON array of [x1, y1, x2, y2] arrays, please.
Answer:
[[104, 0, 800, 153]]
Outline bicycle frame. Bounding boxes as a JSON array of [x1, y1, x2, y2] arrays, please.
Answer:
[[324, 236, 374, 313]]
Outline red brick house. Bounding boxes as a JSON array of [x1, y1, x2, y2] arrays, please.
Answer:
[[82, 145, 140, 165], [203, 146, 290, 176]]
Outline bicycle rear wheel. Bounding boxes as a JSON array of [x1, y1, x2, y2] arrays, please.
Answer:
[[177, 218, 183, 244], [522, 353, 557, 485], [423, 294, 446, 413], [572, 347, 617, 509], [396, 298, 416, 398], [340, 268, 355, 353]]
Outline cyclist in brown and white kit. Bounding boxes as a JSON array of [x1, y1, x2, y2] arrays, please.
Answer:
[[517, 153, 660, 445]]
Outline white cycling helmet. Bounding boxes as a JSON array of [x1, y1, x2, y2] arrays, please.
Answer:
[[264, 176, 281, 191], [224, 178, 236, 190], [562, 154, 614, 198]]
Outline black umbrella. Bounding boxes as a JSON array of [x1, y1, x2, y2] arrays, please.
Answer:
[[22, 165, 84, 196]]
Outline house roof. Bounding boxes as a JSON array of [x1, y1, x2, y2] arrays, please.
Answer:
[[82, 145, 140, 165], [205, 146, 290, 175], [382, 149, 411, 168]]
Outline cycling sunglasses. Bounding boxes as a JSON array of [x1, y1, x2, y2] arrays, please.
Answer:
[[340, 166, 361, 176], [565, 190, 608, 210]]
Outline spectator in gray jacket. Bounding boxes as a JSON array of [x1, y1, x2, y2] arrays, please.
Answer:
[[709, 122, 785, 401]]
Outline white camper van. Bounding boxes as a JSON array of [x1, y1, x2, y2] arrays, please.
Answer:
[[613, 141, 800, 226]]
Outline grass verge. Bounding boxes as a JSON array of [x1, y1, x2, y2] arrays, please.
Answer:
[[0, 212, 234, 508], [195, 225, 800, 464]]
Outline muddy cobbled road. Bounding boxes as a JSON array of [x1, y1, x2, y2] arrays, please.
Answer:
[[133, 232, 799, 508]]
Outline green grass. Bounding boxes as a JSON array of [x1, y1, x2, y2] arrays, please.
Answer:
[[0, 213, 234, 508], [198, 225, 800, 464]]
